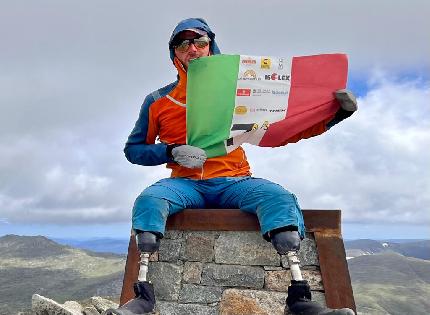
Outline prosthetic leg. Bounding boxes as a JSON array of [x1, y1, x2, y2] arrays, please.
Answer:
[[270, 228, 355, 315], [105, 232, 159, 315]]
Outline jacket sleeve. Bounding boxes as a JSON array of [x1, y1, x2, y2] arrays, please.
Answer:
[[124, 95, 172, 166]]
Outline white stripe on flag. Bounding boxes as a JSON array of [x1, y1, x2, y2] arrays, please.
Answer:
[[226, 55, 292, 152]]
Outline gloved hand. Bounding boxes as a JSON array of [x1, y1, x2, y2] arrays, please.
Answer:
[[167, 144, 207, 169], [335, 89, 357, 112]]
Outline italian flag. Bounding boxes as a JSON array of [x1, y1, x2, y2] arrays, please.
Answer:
[[187, 54, 348, 158]]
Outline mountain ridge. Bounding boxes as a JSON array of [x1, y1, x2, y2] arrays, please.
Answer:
[[348, 252, 430, 314], [0, 234, 125, 315], [345, 238, 430, 260]]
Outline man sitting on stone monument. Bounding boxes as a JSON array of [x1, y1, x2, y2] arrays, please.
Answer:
[[107, 17, 356, 315]]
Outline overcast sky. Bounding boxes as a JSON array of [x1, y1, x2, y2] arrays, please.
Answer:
[[1, 0, 429, 240]]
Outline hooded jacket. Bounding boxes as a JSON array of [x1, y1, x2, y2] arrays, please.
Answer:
[[124, 18, 251, 179]]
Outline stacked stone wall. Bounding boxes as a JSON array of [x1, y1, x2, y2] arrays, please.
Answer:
[[148, 230, 326, 315]]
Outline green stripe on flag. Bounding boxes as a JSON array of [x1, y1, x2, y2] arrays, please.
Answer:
[[187, 54, 240, 157]]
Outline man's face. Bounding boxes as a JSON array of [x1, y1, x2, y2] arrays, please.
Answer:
[[174, 30, 210, 69]]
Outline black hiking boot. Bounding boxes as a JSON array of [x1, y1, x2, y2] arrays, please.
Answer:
[[104, 281, 156, 315], [286, 280, 355, 315]]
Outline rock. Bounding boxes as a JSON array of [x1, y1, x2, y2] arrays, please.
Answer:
[[156, 301, 217, 315], [265, 269, 292, 292], [281, 235, 319, 267], [215, 232, 280, 266], [182, 261, 203, 284], [182, 232, 215, 262], [219, 289, 287, 315], [201, 263, 264, 288], [178, 284, 224, 303], [164, 231, 183, 239], [263, 266, 284, 271], [150, 251, 159, 262], [83, 305, 100, 315], [159, 239, 182, 262], [148, 262, 183, 301], [311, 291, 327, 307], [89, 296, 118, 313], [63, 301, 83, 314], [265, 269, 323, 291], [32, 294, 81, 315], [303, 270, 324, 290]]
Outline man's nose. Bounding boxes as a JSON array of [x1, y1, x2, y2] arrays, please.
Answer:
[[188, 43, 198, 52]]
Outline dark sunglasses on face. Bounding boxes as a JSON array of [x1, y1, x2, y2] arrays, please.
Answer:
[[173, 36, 211, 52]]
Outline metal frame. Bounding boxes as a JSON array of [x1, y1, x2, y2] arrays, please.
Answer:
[[119, 209, 356, 312]]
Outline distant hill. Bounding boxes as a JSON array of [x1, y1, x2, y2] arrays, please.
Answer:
[[389, 240, 430, 260], [0, 234, 70, 258], [345, 239, 430, 260], [53, 237, 129, 254], [348, 252, 430, 315], [0, 235, 125, 315]]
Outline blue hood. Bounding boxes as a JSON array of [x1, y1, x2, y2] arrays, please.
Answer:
[[169, 18, 221, 62]]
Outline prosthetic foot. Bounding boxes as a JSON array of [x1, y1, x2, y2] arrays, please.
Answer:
[[105, 231, 160, 315], [269, 229, 355, 315], [286, 280, 354, 315]]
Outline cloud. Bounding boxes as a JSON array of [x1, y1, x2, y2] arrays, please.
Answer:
[[0, 1, 429, 232], [1, 72, 428, 227], [247, 73, 430, 225], [0, 130, 170, 225]]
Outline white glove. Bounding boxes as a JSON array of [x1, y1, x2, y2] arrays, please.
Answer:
[[169, 144, 207, 169], [335, 89, 357, 112]]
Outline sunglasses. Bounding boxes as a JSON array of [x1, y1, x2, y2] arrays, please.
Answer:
[[173, 36, 211, 53]]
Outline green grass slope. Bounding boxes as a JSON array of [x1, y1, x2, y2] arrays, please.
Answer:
[[349, 252, 430, 315], [0, 235, 125, 315]]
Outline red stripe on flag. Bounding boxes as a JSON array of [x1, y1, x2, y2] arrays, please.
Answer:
[[259, 54, 348, 147]]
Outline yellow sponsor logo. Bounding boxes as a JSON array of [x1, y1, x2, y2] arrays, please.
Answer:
[[235, 105, 248, 115], [261, 58, 271, 69]]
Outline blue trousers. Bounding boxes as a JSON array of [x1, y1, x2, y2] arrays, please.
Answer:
[[132, 176, 305, 238]]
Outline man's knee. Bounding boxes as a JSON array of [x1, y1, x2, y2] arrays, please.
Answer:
[[132, 194, 171, 239], [135, 231, 162, 253], [268, 226, 301, 254]]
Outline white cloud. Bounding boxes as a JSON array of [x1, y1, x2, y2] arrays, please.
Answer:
[[1, 73, 428, 227], [0, 1, 429, 234], [247, 74, 430, 225]]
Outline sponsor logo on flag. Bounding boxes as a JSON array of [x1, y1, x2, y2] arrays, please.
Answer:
[[235, 105, 248, 115], [242, 58, 257, 65], [261, 58, 271, 69], [252, 88, 271, 96], [250, 108, 269, 112], [236, 88, 251, 96], [269, 108, 286, 113], [240, 69, 258, 80], [272, 90, 289, 96], [265, 73, 290, 81], [261, 120, 270, 130], [231, 123, 258, 131]]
